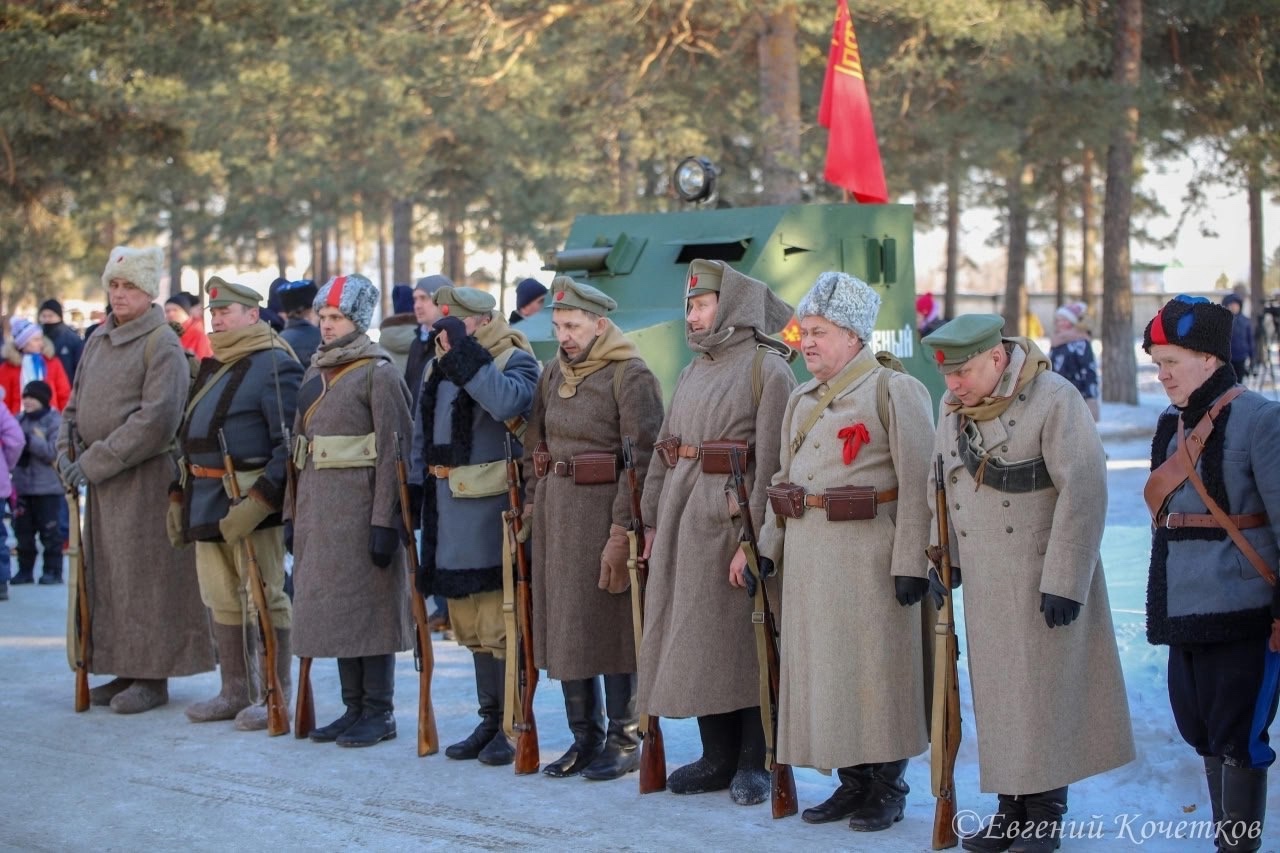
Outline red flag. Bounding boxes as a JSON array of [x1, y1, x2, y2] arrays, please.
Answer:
[[818, 0, 887, 203]]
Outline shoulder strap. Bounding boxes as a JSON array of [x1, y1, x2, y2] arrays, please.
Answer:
[[301, 357, 375, 432], [143, 323, 169, 368], [1142, 386, 1244, 519], [183, 360, 237, 420], [790, 356, 878, 455]]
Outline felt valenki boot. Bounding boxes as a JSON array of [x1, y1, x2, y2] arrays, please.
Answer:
[[110, 678, 169, 714], [234, 627, 294, 731], [185, 622, 252, 723], [729, 706, 769, 806], [667, 711, 738, 794]]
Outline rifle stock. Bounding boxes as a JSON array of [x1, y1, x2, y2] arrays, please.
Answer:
[[726, 451, 797, 820], [504, 435, 539, 774], [218, 430, 289, 737], [295, 657, 315, 738], [928, 453, 961, 850], [393, 432, 439, 757], [66, 419, 90, 713], [623, 437, 665, 794]]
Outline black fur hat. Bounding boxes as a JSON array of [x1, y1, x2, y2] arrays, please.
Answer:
[[1142, 295, 1232, 365]]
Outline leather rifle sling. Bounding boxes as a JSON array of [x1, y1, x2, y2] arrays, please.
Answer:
[[1142, 386, 1244, 520], [501, 512, 521, 738], [789, 358, 877, 455]]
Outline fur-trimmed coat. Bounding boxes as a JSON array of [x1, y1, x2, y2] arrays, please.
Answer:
[[931, 366, 1134, 794], [1147, 366, 1280, 645], [0, 340, 70, 414], [57, 305, 215, 678]]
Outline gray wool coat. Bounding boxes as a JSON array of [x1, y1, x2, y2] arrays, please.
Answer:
[[931, 365, 1135, 794], [58, 306, 215, 679], [638, 270, 796, 718], [288, 334, 414, 659], [758, 346, 934, 769], [524, 353, 664, 681]]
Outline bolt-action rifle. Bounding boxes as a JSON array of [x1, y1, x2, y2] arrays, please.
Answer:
[[66, 418, 91, 713], [926, 453, 961, 850], [503, 434, 539, 774]]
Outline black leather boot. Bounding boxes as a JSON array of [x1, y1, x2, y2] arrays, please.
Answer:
[[668, 711, 738, 794], [1220, 765, 1267, 852], [477, 654, 515, 766], [1205, 756, 1225, 844], [581, 673, 640, 781], [543, 677, 605, 778], [729, 706, 769, 805], [338, 654, 397, 747], [310, 657, 364, 742], [447, 652, 503, 760], [1007, 787, 1067, 853], [962, 793, 1027, 852], [803, 766, 872, 824], [848, 759, 909, 832]]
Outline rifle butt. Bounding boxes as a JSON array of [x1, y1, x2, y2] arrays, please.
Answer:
[[74, 669, 90, 713], [638, 721, 667, 794], [265, 661, 290, 736], [770, 764, 799, 819], [932, 792, 959, 849], [418, 678, 439, 757], [294, 657, 315, 739], [514, 721, 540, 775]]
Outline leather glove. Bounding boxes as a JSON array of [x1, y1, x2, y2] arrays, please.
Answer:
[[283, 520, 294, 555], [369, 525, 399, 569], [166, 496, 185, 549], [894, 576, 929, 607], [515, 502, 533, 544], [432, 316, 468, 350], [744, 555, 776, 598], [598, 523, 631, 594], [926, 564, 962, 609], [57, 454, 87, 490], [1040, 593, 1082, 628], [218, 494, 273, 545]]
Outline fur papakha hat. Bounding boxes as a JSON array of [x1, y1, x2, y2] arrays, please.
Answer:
[[796, 271, 880, 342], [1143, 294, 1232, 365], [101, 245, 164, 297], [314, 273, 379, 334]]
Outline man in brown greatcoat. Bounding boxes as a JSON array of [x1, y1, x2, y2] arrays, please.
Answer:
[[57, 245, 215, 714], [524, 277, 663, 781]]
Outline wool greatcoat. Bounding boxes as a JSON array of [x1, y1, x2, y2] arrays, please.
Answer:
[[58, 305, 215, 679], [638, 269, 796, 718], [288, 333, 414, 659], [525, 349, 664, 681], [931, 352, 1135, 794], [758, 346, 934, 769]]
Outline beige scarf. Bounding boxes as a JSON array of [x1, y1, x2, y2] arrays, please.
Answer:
[[558, 321, 639, 398], [208, 321, 299, 364], [944, 338, 1049, 421]]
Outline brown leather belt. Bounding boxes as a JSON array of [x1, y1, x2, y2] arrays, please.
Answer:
[[676, 444, 702, 460], [551, 460, 575, 477], [189, 463, 226, 479], [426, 465, 452, 479], [1159, 511, 1268, 530], [804, 488, 898, 508]]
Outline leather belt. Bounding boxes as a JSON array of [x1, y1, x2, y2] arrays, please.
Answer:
[[189, 463, 226, 479], [426, 465, 452, 479], [1159, 511, 1268, 530], [676, 444, 702, 460], [804, 488, 898, 508], [552, 460, 574, 477]]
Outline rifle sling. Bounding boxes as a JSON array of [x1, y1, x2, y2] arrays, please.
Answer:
[[1142, 385, 1243, 520], [501, 510, 521, 739], [789, 358, 879, 455]]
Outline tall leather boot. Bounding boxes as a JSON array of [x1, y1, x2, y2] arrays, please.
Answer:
[[730, 705, 769, 805], [309, 657, 363, 742], [109, 678, 169, 714], [581, 673, 640, 781], [446, 652, 502, 760], [1205, 756, 1225, 846], [543, 677, 605, 778], [186, 622, 252, 722], [1007, 787, 1067, 853], [668, 711, 739, 794], [477, 653, 515, 765], [338, 653, 397, 747], [848, 759, 910, 832], [962, 794, 1027, 852], [1219, 765, 1267, 852], [233, 627, 294, 731], [803, 766, 873, 824]]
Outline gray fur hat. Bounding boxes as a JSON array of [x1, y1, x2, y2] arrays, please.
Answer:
[[796, 271, 880, 341], [314, 273, 379, 333]]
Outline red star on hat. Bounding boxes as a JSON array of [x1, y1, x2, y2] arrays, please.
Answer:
[[688, 275, 698, 290], [210, 287, 219, 299], [555, 291, 565, 301], [934, 350, 945, 365], [440, 304, 449, 316]]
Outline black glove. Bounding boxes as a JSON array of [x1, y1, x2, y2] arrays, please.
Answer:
[[895, 576, 930, 607], [431, 316, 467, 350], [283, 520, 294, 554], [1040, 593, 1082, 628], [744, 555, 776, 598], [926, 564, 962, 608], [369, 525, 399, 569]]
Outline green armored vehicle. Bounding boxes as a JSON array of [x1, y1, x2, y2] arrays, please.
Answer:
[[519, 202, 944, 403]]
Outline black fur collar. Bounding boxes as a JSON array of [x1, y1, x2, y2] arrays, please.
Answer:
[[1177, 365, 1238, 424]]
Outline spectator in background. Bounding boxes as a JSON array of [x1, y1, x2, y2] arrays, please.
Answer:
[[0, 319, 70, 415], [378, 284, 418, 375], [278, 279, 320, 368], [84, 307, 108, 341], [0, 401, 24, 600], [405, 275, 448, 402], [164, 292, 214, 360], [38, 299, 83, 381], [11, 381, 63, 586], [508, 278, 548, 325], [1223, 292, 1254, 381], [261, 278, 287, 332], [1049, 301, 1100, 423], [915, 292, 944, 338]]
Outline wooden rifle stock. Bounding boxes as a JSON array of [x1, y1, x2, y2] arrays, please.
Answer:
[[66, 419, 91, 713], [295, 656, 315, 739], [622, 437, 665, 794], [393, 433, 439, 757], [218, 430, 289, 737], [726, 451, 797, 820], [928, 453, 961, 850], [504, 435, 539, 774]]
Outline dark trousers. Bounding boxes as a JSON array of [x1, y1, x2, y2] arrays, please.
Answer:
[[15, 493, 63, 579], [1169, 637, 1280, 768]]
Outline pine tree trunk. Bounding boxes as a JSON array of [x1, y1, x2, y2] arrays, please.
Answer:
[[944, 152, 960, 321], [1101, 0, 1141, 405], [1081, 147, 1095, 310], [1003, 163, 1030, 336], [1248, 160, 1264, 311], [1055, 161, 1067, 307], [392, 198, 413, 286], [757, 5, 802, 205]]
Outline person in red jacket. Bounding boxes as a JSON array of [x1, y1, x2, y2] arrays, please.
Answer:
[[164, 292, 213, 360], [0, 318, 70, 414]]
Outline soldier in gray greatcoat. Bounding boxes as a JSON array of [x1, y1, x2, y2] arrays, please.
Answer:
[[171, 277, 301, 732]]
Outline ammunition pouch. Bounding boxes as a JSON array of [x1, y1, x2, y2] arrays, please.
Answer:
[[957, 419, 1053, 494], [531, 441, 551, 479], [447, 460, 509, 498], [309, 433, 377, 470], [655, 436, 680, 469], [550, 452, 619, 485], [822, 485, 879, 522], [767, 483, 807, 519], [698, 440, 752, 475]]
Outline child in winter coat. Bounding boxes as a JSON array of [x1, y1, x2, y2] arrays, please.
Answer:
[[0, 392, 26, 599], [11, 381, 63, 586]]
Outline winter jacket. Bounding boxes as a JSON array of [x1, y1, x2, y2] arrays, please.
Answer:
[[0, 341, 71, 414], [0, 406, 24, 500], [178, 316, 213, 360], [42, 321, 83, 381], [14, 405, 61, 496]]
